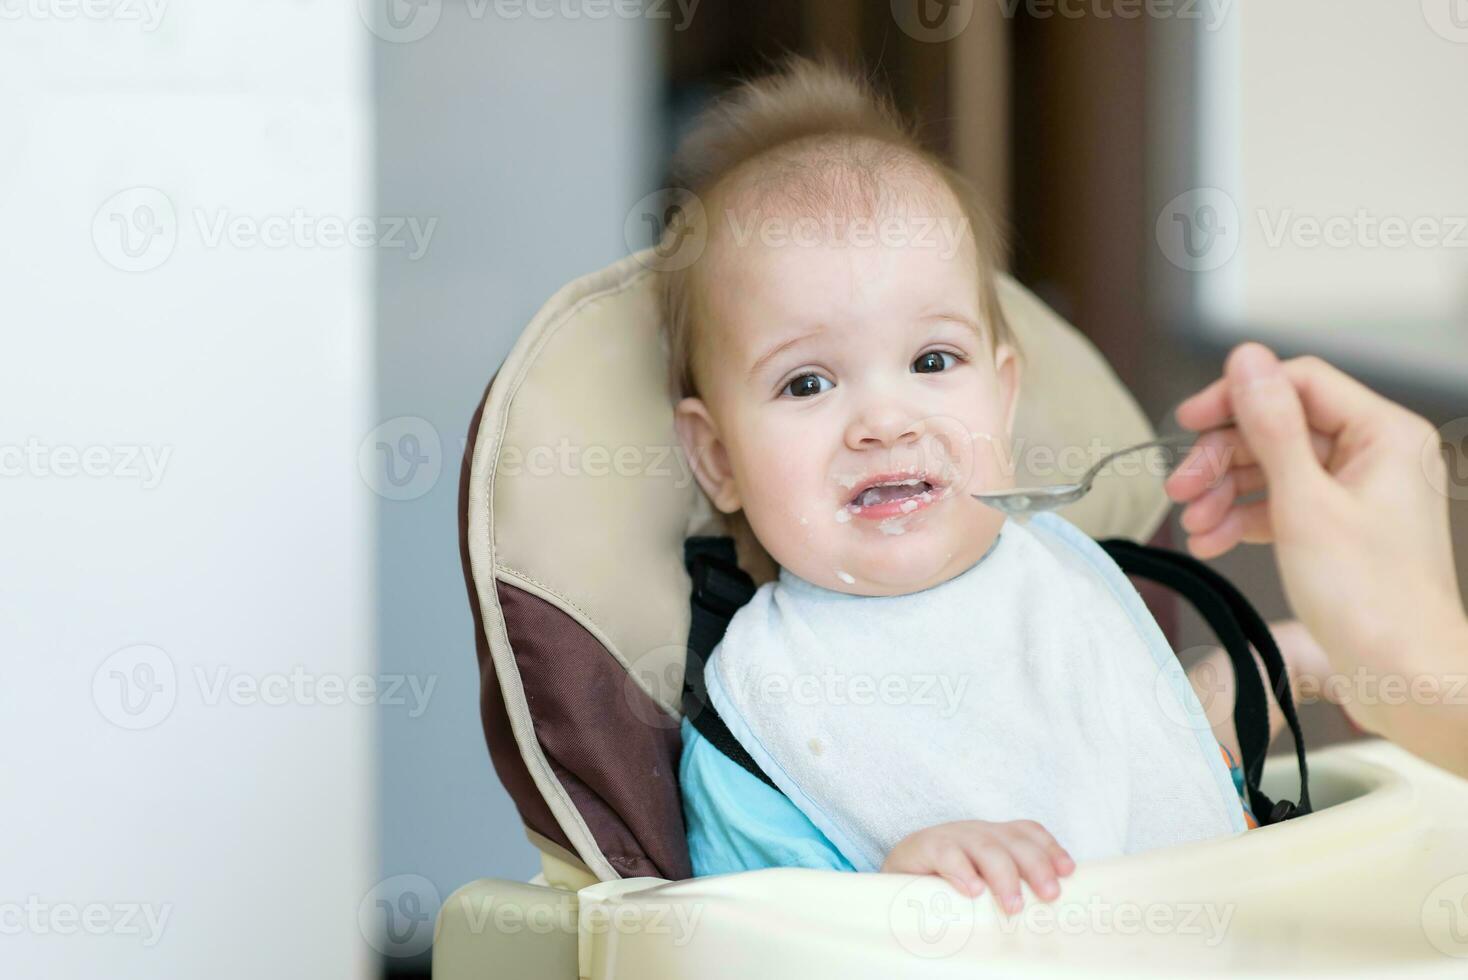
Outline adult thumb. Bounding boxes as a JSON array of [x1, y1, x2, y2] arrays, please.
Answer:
[[1225, 343, 1323, 490]]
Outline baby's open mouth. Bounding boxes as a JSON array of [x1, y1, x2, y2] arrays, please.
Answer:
[[834, 462, 961, 524], [849, 478, 935, 509]]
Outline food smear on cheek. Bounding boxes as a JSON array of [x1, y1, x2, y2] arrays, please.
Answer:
[[966, 430, 1013, 493]]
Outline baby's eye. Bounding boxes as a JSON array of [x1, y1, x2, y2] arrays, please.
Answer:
[[783, 373, 833, 398], [913, 350, 960, 374]]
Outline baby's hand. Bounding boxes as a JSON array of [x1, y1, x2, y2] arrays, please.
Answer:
[[881, 820, 1075, 913]]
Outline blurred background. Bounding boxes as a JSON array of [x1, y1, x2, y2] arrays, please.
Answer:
[[3, 0, 1465, 976]]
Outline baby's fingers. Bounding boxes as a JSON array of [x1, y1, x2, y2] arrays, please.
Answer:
[[930, 845, 985, 898], [965, 842, 1022, 915], [1012, 821, 1075, 878], [1004, 838, 1064, 902]]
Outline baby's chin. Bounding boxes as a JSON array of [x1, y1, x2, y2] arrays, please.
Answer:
[[776, 508, 1005, 596]]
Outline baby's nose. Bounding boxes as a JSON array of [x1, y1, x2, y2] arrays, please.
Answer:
[[845, 406, 925, 450]]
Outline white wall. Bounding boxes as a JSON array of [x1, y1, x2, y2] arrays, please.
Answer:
[[0, 1, 662, 972], [0, 3, 374, 977], [1171, 0, 1468, 384], [369, 0, 661, 948]]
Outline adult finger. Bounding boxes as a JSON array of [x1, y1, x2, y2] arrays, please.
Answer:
[[1176, 348, 1390, 445], [1179, 472, 1239, 535], [1181, 465, 1276, 533], [1183, 501, 1274, 559], [1167, 427, 1332, 503], [1174, 373, 1232, 432], [1224, 344, 1328, 490]]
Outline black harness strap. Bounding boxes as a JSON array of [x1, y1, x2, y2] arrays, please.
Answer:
[[682, 536, 779, 792], [1100, 540, 1311, 821]]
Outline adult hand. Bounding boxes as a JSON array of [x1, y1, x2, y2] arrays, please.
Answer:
[[1165, 343, 1468, 776]]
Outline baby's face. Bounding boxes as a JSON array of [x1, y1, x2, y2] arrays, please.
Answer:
[[675, 186, 1019, 596]]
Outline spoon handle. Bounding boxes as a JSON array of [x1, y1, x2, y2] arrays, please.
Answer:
[[1080, 433, 1195, 490]]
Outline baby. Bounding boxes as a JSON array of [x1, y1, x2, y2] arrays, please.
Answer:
[[659, 58, 1253, 913]]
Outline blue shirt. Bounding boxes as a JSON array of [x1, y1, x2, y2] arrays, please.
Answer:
[[680, 710, 1256, 876], [680, 717, 855, 875]]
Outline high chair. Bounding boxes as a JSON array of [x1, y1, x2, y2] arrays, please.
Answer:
[[442, 251, 1468, 978]]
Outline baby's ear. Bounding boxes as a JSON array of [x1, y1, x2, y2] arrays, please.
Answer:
[[995, 343, 1023, 436], [673, 397, 742, 513]]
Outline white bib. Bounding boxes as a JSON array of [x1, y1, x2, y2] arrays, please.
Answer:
[[704, 512, 1246, 872]]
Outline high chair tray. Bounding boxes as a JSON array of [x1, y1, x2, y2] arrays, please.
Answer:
[[436, 739, 1468, 978]]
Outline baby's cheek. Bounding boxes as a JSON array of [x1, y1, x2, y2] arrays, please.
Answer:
[[966, 431, 1016, 492], [741, 478, 816, 545], [743, 431, 824, 508]]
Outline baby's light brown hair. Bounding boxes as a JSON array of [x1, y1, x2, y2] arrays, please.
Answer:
[[658, 55, 1013, 405]]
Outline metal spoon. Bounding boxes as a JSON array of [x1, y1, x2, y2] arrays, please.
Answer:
[[970, 433, 1199, 517]]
